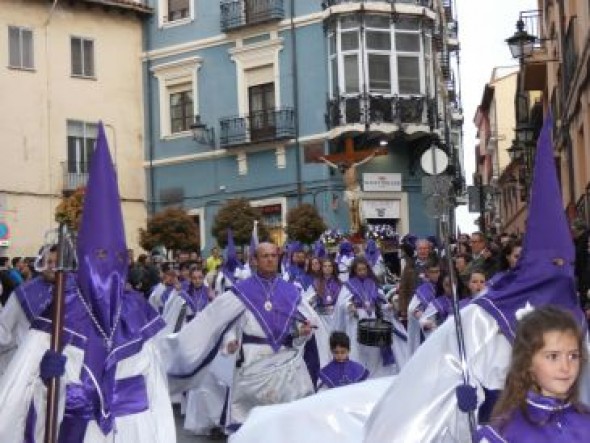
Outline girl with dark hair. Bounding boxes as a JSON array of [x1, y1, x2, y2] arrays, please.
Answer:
[[477, 306, 590, 442], [305, 258, 342, 332], [486, 240, 522, 290]]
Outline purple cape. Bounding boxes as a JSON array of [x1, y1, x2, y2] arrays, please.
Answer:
[[231, 274, 301, 352], [318, 359, 369, 388]]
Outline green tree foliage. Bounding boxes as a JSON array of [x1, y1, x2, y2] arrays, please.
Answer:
[[55, 187, 85, 232], [139, 207, 200, 254], [211, 199, 269, 247], [285, 204, 327, 245]]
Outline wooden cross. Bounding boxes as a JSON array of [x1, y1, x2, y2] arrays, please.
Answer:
[[319, 137, 388, 165]]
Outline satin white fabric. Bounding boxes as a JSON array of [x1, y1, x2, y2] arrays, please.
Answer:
[[0, 329, 176, 442], [230, 377, 393, 443], [228, 305, 512, 443], [161, 290, 330, 428], [0, 296, 29, 375]]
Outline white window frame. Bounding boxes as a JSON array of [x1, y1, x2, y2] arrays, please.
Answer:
[[66, 120, 98, 173], [70, 36, 95, 79], [186, 207, 206, 249], [328, 14, 426, 99], [151, 57, 202, 139], [8, 25, 34, 70], [237, 151, 248, 175], [250, 196, 287, 231], [158, 0, 195, 28], [229, 34, 283, 116], [393, 18, 424, 96]]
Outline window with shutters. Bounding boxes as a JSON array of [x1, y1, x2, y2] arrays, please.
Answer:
[[67, 120, 97, 174], [169, 87, 194, 134], [168, 0, 190, 21], [159, 0, 194, 27], [71, 37, 95, 78], [8, 26, 34, 70]]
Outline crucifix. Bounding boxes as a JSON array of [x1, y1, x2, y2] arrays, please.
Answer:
[[318, 138, 387, 233]]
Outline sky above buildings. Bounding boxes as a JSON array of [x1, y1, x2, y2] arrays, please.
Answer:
[[454, 0, 538, 234]]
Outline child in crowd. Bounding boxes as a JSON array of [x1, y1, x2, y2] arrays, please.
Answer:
[[317, 331, 369, 391], [468, 269, 487, 298], [477, 306, 590, 442], [407, 258, 441, 352]]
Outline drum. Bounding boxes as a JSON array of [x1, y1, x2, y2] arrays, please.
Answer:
[[357, 318, 393, 347]]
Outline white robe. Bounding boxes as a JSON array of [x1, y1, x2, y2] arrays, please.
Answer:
[[161, 290, 330, 429], [0, 327, 175, 442], [227, 305, 516, 443], [0, 295, 30, 375], [162, 290, 228, 435], [333, 286, 398, 379]]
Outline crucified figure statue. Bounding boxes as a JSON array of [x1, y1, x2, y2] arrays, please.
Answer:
[[319, 151, 377, 233]]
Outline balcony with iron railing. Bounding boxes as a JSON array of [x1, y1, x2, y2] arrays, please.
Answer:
[[219, 108, 295, 148], [563, 18, 577, 102], [323, 0, 433, 7], [220, 0, 284, 32], [439, 50, 451, 79], [61, 162, 89, 192], [325, 93, 429, 130]]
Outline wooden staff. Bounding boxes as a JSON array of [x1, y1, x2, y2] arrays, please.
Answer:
[[44, 224, 68, 443]]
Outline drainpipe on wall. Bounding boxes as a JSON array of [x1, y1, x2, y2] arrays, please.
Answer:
[[144, 15, 156, 216], [290, 0, 303, 204]]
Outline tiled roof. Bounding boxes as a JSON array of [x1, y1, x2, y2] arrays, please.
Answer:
[[80, 0, 153, 15]]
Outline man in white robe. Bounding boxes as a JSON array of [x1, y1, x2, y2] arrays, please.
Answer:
[[162, 242, 328, 432]]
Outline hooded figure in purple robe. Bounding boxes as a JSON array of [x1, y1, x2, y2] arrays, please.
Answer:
[[0, 122, 174, 443], [312, 240, 327, 259], [472, 113, 585, 339], [364, 112, 588, 443]]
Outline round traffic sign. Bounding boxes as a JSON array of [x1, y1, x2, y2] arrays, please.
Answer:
[[420, 148, 449, 175]]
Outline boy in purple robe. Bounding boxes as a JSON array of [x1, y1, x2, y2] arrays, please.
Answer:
[[317, 331, 369, 391], [407, 257, 441, 353]]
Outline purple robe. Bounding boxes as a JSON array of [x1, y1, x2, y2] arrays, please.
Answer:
[[430, 295, 471, 324], [312, 277, 341, 309], [231, 274, 302, 352], [345, 277, 381, 310], [318, 359, 369, 389], [477, 391, 590, 443], [16, 273, 164, 438], [414, 281, 436, 311], [181, 284, 209, 314]]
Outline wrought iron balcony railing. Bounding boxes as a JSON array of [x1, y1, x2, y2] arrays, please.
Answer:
[[324, 0, 433, 7], [220, 0, 284, 32], [325, 93, 428, 129], [219, 108, 295, 147], [61, 162, 89, 191]]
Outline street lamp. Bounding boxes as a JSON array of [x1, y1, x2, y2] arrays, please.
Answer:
[[506, 19, 537, 60], [506, 139, 524, 161], [190, 115, 216, 147]]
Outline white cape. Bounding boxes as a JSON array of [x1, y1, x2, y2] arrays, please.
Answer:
[[230, 377, 392, 443], [229, 304, 513, 443]]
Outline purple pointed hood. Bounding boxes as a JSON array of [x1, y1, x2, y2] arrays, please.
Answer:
[[223, 228, 241, 275], [365, 239, 381, 267], [76, 122, 127, 333], [312, 240, 327, 259], [474, 113, 584, 341]]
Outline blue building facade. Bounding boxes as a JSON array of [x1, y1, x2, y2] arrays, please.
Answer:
[[143, 0, 464, 250]]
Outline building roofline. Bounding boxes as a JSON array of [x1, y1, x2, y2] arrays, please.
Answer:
[[80, 0, 153, 15]]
